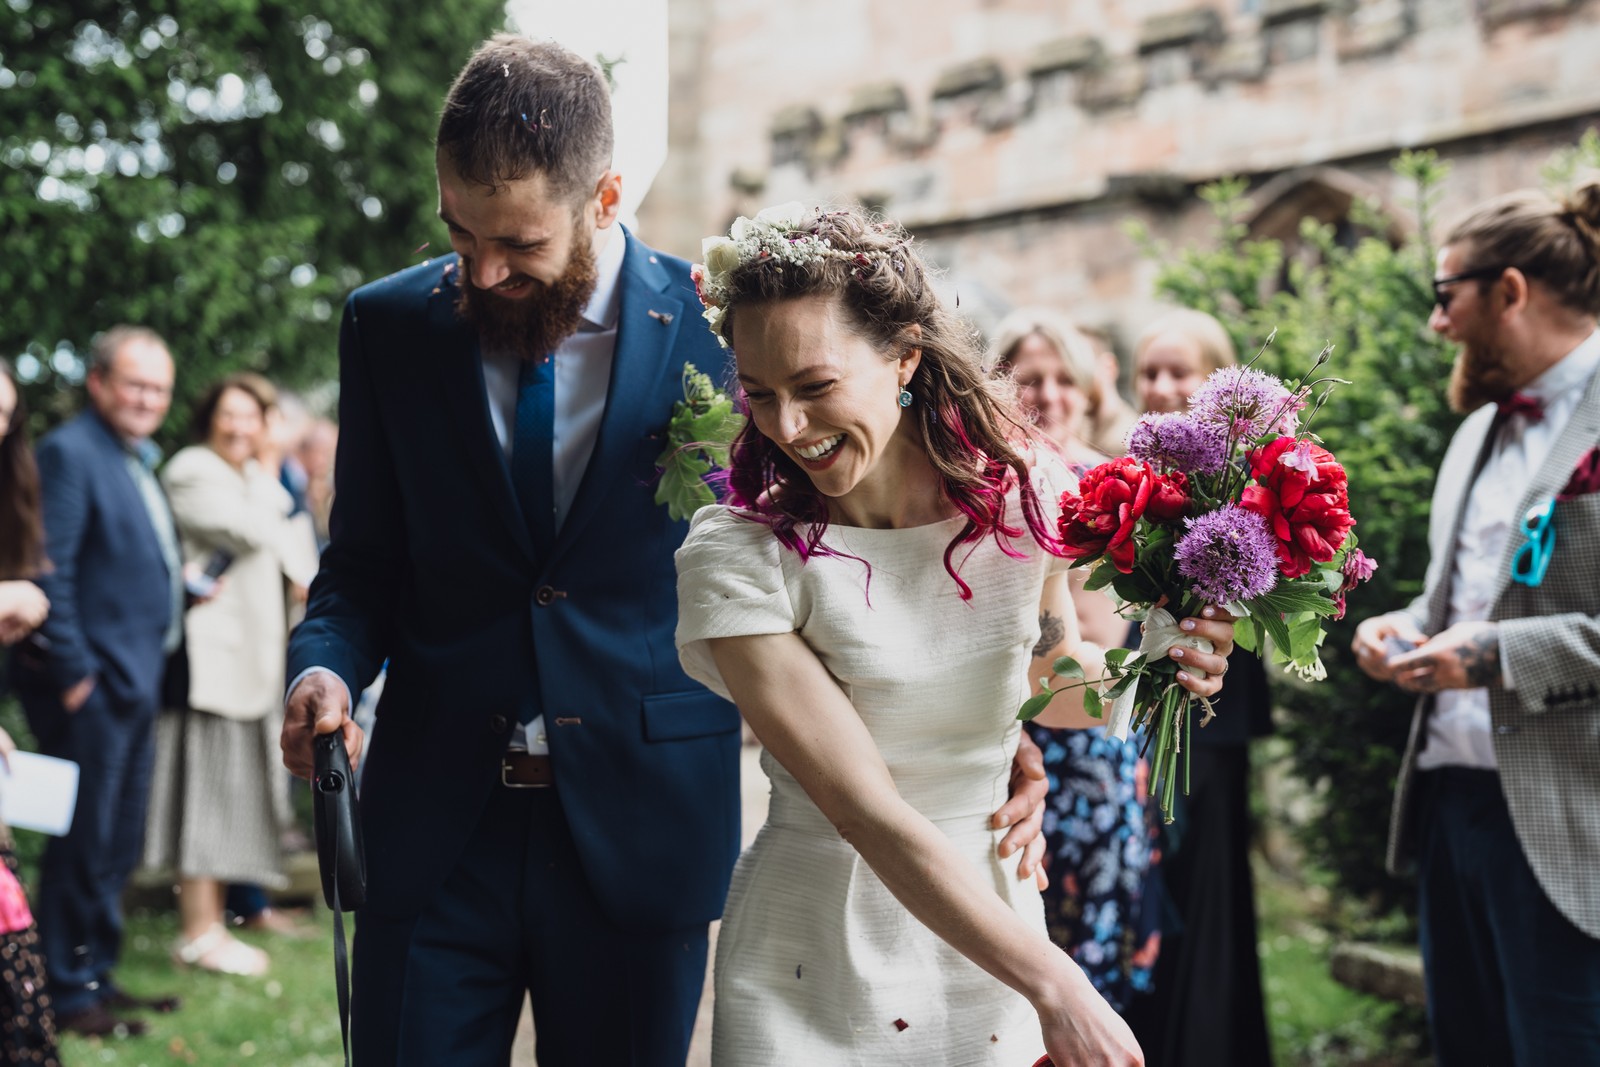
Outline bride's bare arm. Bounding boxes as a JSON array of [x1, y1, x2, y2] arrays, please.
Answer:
[[706, 631, 1142, 1066]]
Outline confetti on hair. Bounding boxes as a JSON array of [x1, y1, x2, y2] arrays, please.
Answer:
[[501, 62, 510, 77]]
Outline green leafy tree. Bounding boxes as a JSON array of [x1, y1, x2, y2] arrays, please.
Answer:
[[0, 0, 507, 437], [1132, 151, 1462, 922]]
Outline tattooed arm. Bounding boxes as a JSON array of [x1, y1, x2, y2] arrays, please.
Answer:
[[1389, 620, 1504, 693], [1026, 574, 1110, 730]]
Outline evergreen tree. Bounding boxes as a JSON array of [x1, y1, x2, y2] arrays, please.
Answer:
[[0, 0, 507, 434]]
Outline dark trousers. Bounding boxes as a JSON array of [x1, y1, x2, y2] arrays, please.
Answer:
[[20, 681, 158, 1016], [1418, 768, 1600, 1067], [351, 782, 708, 1066]]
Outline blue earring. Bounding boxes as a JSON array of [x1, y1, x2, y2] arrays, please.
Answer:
[[897, 387, 913, 408]]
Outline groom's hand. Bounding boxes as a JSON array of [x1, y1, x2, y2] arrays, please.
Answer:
[[993, 729, 1050, 889], [282, 670, 363, 779]]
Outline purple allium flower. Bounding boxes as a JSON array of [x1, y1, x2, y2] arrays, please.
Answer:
[[1126, 413, 1230, 475], [1188, 367, 1300, 439], [1174, 505, 1280, 605]]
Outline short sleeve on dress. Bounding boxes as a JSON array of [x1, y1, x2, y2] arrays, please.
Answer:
[[675, 506, 796, 701], [1030, 450, 1082, 578]]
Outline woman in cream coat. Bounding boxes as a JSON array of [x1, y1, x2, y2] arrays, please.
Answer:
[[145, 373, 319, 976]]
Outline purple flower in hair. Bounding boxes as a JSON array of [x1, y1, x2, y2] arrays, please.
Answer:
[[1188, 367, 1302, 439], [1174, 505, 1280, 606], [1126, 413, 1230, 475]]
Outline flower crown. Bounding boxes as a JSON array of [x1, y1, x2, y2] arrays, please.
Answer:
[[691, 201, 897, 347]]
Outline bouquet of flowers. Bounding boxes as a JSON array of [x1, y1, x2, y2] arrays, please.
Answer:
[[1019, 339, 1376, 822]]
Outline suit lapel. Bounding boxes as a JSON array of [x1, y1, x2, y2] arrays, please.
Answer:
[[1488, 367, 1600, 612], [1423, 411, 1500, 633], [552, 233, 687, 563], [431, 260, 538, 565]]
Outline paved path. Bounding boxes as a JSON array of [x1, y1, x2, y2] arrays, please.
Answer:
[[515, 742, 770, 1065]]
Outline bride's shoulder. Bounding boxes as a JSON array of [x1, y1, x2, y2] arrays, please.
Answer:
[[678, 504, 781, 565]]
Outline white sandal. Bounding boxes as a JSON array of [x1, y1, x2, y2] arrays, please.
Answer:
[[172, 923, 270, 977]]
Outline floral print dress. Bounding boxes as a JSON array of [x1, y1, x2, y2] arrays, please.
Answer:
[[1025, 722, 1161, 1014]]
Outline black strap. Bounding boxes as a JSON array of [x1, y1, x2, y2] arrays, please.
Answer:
[[324, 780, 353, 1067]]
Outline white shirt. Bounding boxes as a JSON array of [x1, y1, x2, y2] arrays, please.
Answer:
[[288, 228, 629, 757], [1418, 329, 1600, 770]]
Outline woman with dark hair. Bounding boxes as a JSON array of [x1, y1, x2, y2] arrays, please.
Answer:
[[143, 372, 318, 977], [674, 204, 1239, 1064], [0, 357, 61, 1065]]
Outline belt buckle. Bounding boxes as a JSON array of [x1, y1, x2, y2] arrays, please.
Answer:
[[500, 752, 549, 789]]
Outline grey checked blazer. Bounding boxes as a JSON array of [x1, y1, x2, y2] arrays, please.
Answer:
[[1386, 367, 1600, 939]]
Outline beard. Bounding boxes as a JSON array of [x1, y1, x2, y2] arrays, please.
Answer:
[[456, 235, 600, 361], [1447, 335, 1519, 413]]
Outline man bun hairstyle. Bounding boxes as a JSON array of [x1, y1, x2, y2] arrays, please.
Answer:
[[436, 35, 614, 203], [1446, 181, 1600, 316]]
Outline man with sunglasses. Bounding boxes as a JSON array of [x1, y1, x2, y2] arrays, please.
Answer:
[[1353, 184, 1600, 1065]]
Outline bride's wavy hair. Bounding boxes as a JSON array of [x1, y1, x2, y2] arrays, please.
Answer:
[[713, 205, 1060, 597]]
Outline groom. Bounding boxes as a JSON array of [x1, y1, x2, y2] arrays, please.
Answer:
[[1353, 186, 1600, 1065], [282, 35, 1049, 1065]]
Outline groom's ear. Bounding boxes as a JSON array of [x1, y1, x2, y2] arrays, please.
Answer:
[[590, 169, 623, 231]]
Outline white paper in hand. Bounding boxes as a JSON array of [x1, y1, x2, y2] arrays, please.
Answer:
[[0, 751, 80, 836]]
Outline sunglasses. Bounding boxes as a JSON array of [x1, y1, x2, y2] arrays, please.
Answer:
[[1511, 497, 1555, 588], [1431, 266, 1508, 311]]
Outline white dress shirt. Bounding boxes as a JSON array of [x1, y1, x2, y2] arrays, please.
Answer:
[[288, 228, 629, 757], [1418, 329, 1600, 770]]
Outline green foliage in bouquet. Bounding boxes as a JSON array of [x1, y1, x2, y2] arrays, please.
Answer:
[[1128, 151, 1462, 917], [654, 364, 745, 522]]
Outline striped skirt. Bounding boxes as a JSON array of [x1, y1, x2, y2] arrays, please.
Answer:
[[143, 707, 290, 889]]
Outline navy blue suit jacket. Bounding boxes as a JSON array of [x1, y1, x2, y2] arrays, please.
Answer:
[[17, 412, 173, 711], [287, 233, 742, 928]]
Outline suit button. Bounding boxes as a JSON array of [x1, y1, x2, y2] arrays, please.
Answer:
[[489, 714, 508, 733], [535, 585, 561, 606]]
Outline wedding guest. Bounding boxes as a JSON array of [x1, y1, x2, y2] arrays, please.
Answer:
[[675, 203, 1240, 1064], [1121, 308, 1274, 1067], [279, 36, 1054, 1065], [145, 373, 319, 976], [1080, 324, 1139, 457], [1353, 183, 1600, 1066], [989, 309, 1161, 1013], [11, 326, 184, 1037], [0, 357, 60, 1065]]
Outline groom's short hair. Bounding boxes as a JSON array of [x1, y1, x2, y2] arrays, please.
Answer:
[[436, 35, 614, 204]]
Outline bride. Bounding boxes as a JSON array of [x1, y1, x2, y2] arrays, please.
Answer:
[[674, 204, 1236, 1065]]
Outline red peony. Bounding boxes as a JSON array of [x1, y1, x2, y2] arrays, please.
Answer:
[[1058, 458, 1189, 573], [1240, 437, 1354, 579]]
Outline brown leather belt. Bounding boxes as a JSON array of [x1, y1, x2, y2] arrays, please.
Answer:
[[500, 751, 554, 789]]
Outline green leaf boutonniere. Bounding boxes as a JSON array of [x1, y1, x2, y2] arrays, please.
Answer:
[[654, 364, 745, 522]]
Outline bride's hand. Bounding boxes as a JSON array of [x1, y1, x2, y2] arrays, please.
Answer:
[[1038, 984, 1144, 1067], [1170, 604, 1237, 698]]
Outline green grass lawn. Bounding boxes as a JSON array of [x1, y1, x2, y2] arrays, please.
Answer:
[[56, 906, 346, 1067], [1256, 860, 1430, 1067]]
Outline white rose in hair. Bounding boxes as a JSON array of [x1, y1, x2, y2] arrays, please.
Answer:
[[754, 201, 807, 229], [702, 237, 742, 278], [729, 216, 755, 242]]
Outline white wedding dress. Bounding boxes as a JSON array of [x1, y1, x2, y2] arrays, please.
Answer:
[[676, 496, 1070, 1065]]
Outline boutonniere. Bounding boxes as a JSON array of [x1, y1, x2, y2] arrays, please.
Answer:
[[1556, 445, 1600, 502], [654, 364, 746, 522]]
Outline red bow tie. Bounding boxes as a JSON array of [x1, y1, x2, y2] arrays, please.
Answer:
[[1497, 392, 1545, 422]]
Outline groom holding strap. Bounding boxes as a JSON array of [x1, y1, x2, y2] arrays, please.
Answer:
[[280, 35, 1051, 1065], [1354, 184, 1600, 1066]]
